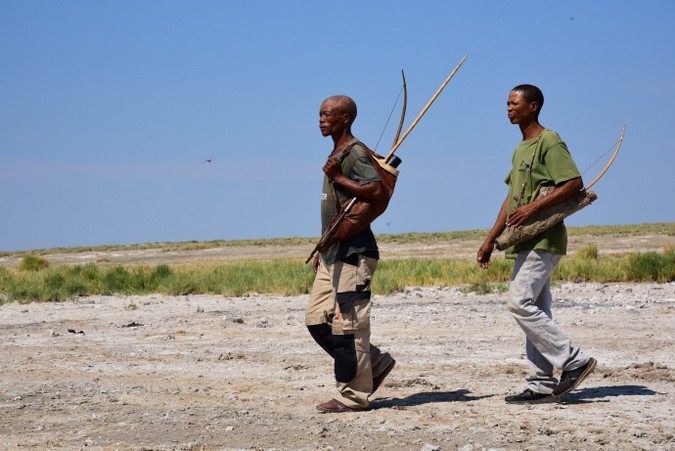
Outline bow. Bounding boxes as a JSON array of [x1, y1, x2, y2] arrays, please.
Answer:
[[374, 70, 407, 153], [386, 54, 468, 161], [584, 125, 626, 190], [392, 70, 407, 149]]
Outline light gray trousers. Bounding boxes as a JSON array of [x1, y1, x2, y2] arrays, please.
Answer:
[[508, 250, 590, 394]]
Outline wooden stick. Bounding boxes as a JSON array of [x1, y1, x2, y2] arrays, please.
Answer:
[[386, 54, 468, 161]]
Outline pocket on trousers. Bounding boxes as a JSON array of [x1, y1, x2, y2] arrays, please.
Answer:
[[336, 294, 371, 334]]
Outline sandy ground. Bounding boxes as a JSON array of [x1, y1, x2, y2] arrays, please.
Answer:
[[0, 234, 674, 450]]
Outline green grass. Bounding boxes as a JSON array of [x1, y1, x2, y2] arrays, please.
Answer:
[[1, 223, 673, 304], [0, 259, 318, 303], [1, 246, 672, 304], [566, 223, 675, 237], [17, 255, 50, 271]]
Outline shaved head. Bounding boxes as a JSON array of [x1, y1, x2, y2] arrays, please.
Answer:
[[323, 95, 357, 124]]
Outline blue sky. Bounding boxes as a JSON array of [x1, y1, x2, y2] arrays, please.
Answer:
[[2, 1, 674, 252]]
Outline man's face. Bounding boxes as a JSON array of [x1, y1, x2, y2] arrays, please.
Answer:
[[319, 100, 348, 137], [507, 90, 537, 125]]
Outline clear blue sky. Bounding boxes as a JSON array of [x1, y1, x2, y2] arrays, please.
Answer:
[[2, 1, 674, 252]]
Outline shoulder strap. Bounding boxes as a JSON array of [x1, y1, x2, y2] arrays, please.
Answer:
[[514, 133, 543, 208], [333, 138, 360, 163], [329, 138, 359, 211]]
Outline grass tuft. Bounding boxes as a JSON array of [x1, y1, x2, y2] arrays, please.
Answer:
[[18, 255, 50, 271], [624, 249, 675, 282]]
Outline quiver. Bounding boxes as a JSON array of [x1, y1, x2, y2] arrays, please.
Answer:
[[494, 186, 597, 251]]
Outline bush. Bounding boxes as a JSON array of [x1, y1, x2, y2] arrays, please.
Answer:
[[576, 244, 599, 260], [18, 255, 49, 271], [102, 266, 132, 295], [374, 257, 512, 294], [625, 251, 675, 282]]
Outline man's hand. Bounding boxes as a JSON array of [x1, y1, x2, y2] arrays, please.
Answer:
[[322, 157, 342, 180], [477, 240, 495, 269], [313, 253, 320, 274], [507, 178, 584, 227], [506, 202, 538, 227]]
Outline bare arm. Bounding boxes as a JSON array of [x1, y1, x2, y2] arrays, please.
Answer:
[[477, 195, 509, 269], [506, 177, 583, 227]]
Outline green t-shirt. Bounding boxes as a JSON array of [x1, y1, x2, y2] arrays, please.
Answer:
[[504, 129, 581, 257], [321, 139, 381, 264]]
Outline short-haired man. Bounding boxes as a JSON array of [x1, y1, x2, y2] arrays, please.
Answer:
[[306, 95, 396, 413], [477, 84, 597, 403]]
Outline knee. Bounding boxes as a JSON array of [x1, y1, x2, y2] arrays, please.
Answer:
[[506, 295, 530, 316], [308, 324, 335, 358]]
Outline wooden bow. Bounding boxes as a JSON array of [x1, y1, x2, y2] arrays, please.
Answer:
[[374, 70, 407, 153], [392, 70, 407, 149], [584, 125, 625, 190]]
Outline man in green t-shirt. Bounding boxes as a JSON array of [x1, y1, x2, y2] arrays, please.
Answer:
[[306, 95, 396, 413], [477, 84, 597, 404]]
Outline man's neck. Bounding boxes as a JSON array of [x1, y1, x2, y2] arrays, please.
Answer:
[[519, 121, 545, 141], [331, 132, 355, 155]]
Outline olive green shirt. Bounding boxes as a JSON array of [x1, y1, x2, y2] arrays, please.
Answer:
[[321, 140, 381, 264], [504, 129, 581, 257]]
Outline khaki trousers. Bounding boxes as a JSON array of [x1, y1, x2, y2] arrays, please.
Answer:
[[306, 254, 393, 408]]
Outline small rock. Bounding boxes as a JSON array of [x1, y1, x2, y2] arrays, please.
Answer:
[[421, 444, 441, 451]]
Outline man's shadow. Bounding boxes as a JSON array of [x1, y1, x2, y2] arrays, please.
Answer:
[[561, 385, 661, 404], [370, 389, 492, 409], [370, 385, 660, 409]]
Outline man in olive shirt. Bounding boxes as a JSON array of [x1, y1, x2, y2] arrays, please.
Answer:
[[306, 95, 396, 413], [477, 84, 597, 404]]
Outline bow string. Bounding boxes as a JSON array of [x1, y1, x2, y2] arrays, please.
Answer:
[[374, 70, 407, 152], [584, 125, 625, 191]]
